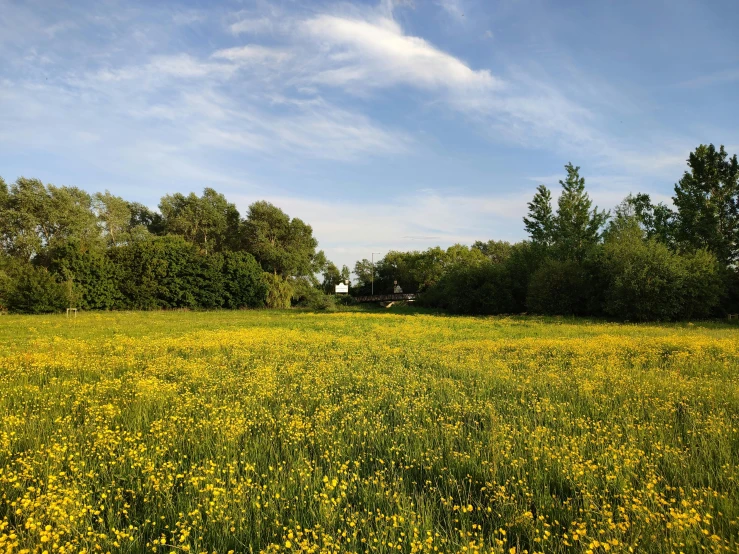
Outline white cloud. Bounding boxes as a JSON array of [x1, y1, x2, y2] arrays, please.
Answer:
[[436, 0, 466, 21], [149, 54, 233, 78], [172, 10, 206, 26], [293, 12, 616, 156], [189, 98, 412, 160], [677, 67, 739, 88], [92, 54, 236, 84], [44, 20, 77, 38], [230, 17, 274, 35], [269, 105, 411, 159], [212, 45, 291, 64], [301, 15, 499, 93]]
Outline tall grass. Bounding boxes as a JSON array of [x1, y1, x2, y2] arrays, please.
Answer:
[[0, 311, 737, 553]]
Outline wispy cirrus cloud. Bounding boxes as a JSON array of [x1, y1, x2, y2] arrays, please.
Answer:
[[677, 67, 739, 88], [229, 17, 274, 35], [435, 0, 466, 21], [190, 97, 412, 160], [212, 45, 292, 64], [300, 14, 498, 93], [90, 54, 237, 83]]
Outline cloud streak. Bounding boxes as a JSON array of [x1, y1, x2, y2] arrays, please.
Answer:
[[212, 45, 291, 64], [300, 15, 498, 92]]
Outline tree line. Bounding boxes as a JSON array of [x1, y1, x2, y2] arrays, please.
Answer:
[[353, 144, 739, 320], [1, 143, 738, 319], [0, 182, 338, 312]]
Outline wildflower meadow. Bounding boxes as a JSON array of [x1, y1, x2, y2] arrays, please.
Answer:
[[0, 310, 737, 554]]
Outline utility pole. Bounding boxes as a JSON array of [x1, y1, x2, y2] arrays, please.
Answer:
[[371, 252, 381, 295]]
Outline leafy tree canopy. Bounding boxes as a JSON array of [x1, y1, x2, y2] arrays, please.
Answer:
[[673, 144, 739, 266], [242, 201, 323, 278], [607, 193, 675, 246], [523, 185, 555, 248], [159, 188, 240, 255], [0, 177, 100, 260], [554, 163, 609, 260]]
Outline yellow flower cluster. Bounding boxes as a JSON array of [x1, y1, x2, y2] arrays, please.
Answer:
[[0, 311, 737, 553]]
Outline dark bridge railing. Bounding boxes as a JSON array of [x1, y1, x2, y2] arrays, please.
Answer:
[[354, 293, 417, 303]]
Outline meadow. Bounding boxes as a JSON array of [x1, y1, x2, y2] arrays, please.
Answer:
[[0, 309, 737, 554]]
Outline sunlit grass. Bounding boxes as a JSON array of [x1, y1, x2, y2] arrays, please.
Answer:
[[0, 310, 737, 553]]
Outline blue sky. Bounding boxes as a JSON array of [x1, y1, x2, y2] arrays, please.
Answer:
[[1, 0, 738, 270]]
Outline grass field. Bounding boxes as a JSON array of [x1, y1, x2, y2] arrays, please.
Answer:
[[0, 310, 738, 554]]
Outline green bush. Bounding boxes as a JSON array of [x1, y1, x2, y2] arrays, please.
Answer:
[[110, 236, 195, 309], [306, 293, 336, 311], [334, 294, 357, 306], [264, 273, 293, 309], [291, 278, 335, 310], [720, 269, 739, 316], [600, 231, 684, 321], [110, 236, 230, 310], [47, 241, 121, 310], [421, 262, 516, 314], [193, 253, 226, 310], [526, 258, 589, 315], [0, 268, 11, 312], [505, 242, 546, 312], [221, 252, 267, 309], [5, 264, 67, 314], [679, 249, 722, 319]]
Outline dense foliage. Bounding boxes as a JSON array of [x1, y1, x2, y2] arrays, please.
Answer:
[[0, 180, 324, 312], [0, 311, 737, 552], [2, 143, 738, 319], [416, 146, 738, 320]]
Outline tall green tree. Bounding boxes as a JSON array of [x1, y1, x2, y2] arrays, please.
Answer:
[[0, 178, 48, 259], [607, 193, 675, 246], [523, 185, 555, 247], [0, 177, 14, 257], [553, 163, 608, 260], [129, 202, 164, 235], [322, 262, 344, 294], [46, 185, 100, 252], [242, 201, 323, 278], [159, 188, 241, 254], [0, 178, 100, 260], [0, 177, 8, 212], [93, 191, 134, 247], [472, 240, 514, 264], [353, 258, 374, 294], [371, 246, 486, 295], [673, 144, 739, 266]]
